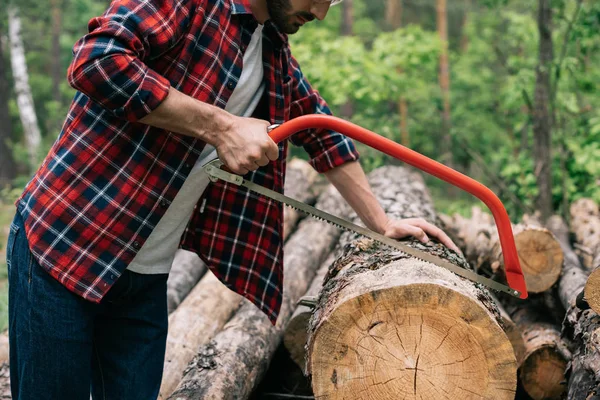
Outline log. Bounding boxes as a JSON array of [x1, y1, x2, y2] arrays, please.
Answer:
[[0, 363, 9, 400], [569, 199, 600, 315], [283, 256, 330, 370], [158, 272, 243, 399], [504, 300, 569, 400], [439, 207, 563, 293], [547, 215, 600, 399], [166, 250, 207, 314], [570, 198, 600, 271], [282, 158, 320, 241], [167, 185, 352, 400], [546, 215, 587, 310], [307, 167, 517, 399], [563, 308, 600, 400], [490, 295, 526, 367]]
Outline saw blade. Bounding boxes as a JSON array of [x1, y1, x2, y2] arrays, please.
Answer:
[[203, 162, 521, 297]]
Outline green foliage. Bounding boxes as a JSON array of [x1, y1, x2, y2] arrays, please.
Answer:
[[1, 0, 599, 220]]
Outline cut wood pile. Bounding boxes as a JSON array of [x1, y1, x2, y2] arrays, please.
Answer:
[[0, 159, 598, 400]]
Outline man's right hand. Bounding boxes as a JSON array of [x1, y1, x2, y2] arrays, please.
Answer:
[[215, 116, 280, 175], [139, 87, 279, 174]]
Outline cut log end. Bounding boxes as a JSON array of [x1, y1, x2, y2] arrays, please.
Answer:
[[514, 229, 564, 293], [584, 267, 600, 314], [309, 261, 517, 399], [520, 345, 568, 400]]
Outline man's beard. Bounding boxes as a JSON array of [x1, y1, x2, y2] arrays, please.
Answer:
[[266, 0, 309, 34]]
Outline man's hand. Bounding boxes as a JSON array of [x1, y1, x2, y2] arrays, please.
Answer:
[[382, 217, 462, 254], [138, 87, 279, 174], [215, 116, 280, 175]]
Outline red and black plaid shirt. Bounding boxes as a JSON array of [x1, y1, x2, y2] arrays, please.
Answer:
[[16, 0, 359, 324]]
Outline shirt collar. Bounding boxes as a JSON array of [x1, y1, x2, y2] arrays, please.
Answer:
[[231, 0, 253, 14], [230, 0, 289, 46]]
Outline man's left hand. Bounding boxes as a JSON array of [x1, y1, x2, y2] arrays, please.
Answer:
[[382, 218, 462, 255]]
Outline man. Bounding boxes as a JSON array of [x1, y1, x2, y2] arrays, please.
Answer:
[[5, 0, 460, 398]]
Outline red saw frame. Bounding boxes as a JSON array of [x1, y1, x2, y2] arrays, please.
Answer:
[[268, 114, 528, 299]]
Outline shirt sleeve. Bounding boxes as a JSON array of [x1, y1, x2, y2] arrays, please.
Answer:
[[66, 0, 196, 122], [286, 54, 360, 173]]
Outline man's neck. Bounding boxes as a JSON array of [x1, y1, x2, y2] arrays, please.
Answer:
[[249, 0, 270, 24]]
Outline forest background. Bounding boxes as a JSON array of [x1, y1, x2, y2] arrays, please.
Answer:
[[0, 0, 598, 332]]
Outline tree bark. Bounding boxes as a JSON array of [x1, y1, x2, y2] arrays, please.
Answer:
[[532, 0, 554, 222], [166, 185, 352, 400], [0, 364, 9, 400], [283, 253, 332, 370], [439, 207, 564, 293], [569, 199, 600, 315], [339, 0, 354, 119], [0, 17, 16, 187], [158, 272, 243, 399], [436, 0, 453, 167], [8, 5, 42, 171], [547, 215, 600, 399], [50, 0, 63, 105], [166, 250, 207, 314], [307, 167, 517, 399]]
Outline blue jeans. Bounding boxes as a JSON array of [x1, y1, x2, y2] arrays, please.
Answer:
[[6, 207, 169, 400]]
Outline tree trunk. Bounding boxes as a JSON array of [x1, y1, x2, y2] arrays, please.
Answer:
[[0, 17, 16, 187], [283, 158, 320, 241], [166, 250, 207, 314], [532, 0, 554, 222], [385, 0, 402, 30], [50, 0, 63, 105], [339, 0, 354, 118], [158, 272, 243, 399], [167, 185, 352, 400], [504, 300, 569, 400], [547, 215, 600, 399], [436, 0, 453, 167], [307, 167, 517, 399], [438, 207, 563, 293], [8, 5, 42, 171]]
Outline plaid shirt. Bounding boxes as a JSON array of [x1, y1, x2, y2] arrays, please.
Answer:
[[16, 0, 358, 324]]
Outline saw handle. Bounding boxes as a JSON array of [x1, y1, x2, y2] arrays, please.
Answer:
[[268, 115, 528, 299]]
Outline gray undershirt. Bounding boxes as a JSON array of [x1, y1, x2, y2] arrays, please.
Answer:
[[127, 24, 265, 274]]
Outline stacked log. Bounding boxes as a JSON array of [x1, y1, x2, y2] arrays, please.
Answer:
[[166, 184, 352, 399], [283, 256, 331, 370], [305, 167, 517, 399], [547, 215, 600, 399], [570, 198, 600, 315], [166, 250, 207, 313], [439, 207, 564, 294], [503, 299, 569, 400], [159, 272, 243, 399], [282, 157, 321, 240]]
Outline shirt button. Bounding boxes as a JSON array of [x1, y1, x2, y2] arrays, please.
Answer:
[[276, 99, 283, 108], [184, 163, 191, 169], [110, 274, 115, 280], [227, 81, 235, 90], [160, 199, 170, 208], [133, 241, 140, 249]]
